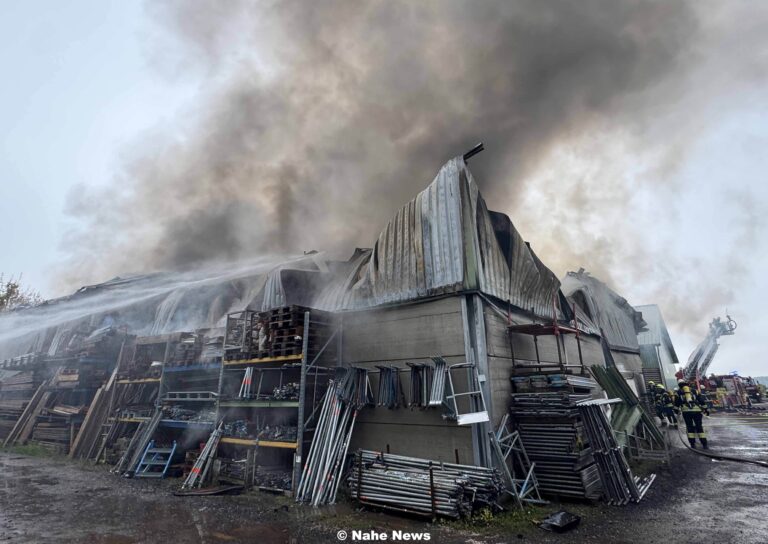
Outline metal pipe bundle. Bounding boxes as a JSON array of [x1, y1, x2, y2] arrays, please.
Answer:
[[577, 399, 655, 505], [296, 369, 369, 505], [238, 367, 254, 399], [376, 366, 402, 408], [348, 450, 505, 519], [336, 367, 372, 406], [428, 357, 447, 407], [181, 421, 224, 490], [407, 363, 433, 408]]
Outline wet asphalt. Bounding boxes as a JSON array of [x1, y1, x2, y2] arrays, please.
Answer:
[[1, 411, 766, 544]]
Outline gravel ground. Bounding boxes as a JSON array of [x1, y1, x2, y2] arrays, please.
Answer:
[[1, 411, 767, 544]]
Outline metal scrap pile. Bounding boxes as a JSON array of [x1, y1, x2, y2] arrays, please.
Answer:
[[257, 425, 297, 442], [255, 468, 293, 491], [221, 419, 297, 442], [348, 450, 505, 519], [271, 382, 300, 400], [165, 406, 216, 423], [510, 375, 602, 499], [223, 419, 249, 438]]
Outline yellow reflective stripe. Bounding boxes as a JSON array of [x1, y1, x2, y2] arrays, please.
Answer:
[[687, 432, 696, 438], [697, 433, 707, 438]]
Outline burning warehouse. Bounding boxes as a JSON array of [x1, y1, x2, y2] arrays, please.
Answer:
[[0, 153, 664, 509], [2, 0, 767, 540]]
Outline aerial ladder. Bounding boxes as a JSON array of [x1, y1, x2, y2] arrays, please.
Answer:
[[679, 315, 737, 383]]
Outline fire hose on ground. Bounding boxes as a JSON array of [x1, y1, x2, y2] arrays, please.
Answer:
[[674, 416, 768, 469]]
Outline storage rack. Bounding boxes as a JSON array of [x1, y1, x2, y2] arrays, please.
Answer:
[[507, 321, 586, 376], [507, 316, 604, 499], [216, 307, 338, 492], [96, 333, 218, 465]]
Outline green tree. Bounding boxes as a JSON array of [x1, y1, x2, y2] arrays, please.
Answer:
[[0, 274, 42, 312]]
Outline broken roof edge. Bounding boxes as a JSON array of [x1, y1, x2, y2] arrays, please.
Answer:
[[561, 269, 646, 351], [311, 156, 563, 318]]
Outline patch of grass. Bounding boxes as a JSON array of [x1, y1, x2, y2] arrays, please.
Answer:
[[443, 505, 549, 535], [322, 513, 378, 532], [3, 444, 54, 457]]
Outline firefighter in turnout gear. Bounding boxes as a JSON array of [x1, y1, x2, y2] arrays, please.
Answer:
[[658, 384, 678, 426], [648, 381, 666, 425], [675, 379, 709, 448]]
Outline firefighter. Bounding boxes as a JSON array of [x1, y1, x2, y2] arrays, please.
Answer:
[[675, 379, 709, 449], [658, 384, 678, 427], [648, 381, 666, 425]]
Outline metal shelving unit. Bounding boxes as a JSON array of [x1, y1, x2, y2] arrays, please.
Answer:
[[215, 309, 340, 493]]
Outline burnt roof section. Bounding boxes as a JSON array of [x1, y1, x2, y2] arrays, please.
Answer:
[[313, 156, 562, 317], [561, 269, 647, 352]]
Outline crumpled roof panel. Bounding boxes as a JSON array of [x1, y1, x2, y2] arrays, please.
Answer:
[[314, 157, 561, 317], [561, 270, 646, 351]]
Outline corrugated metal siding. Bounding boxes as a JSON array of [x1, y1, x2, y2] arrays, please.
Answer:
[[313, 157, 561, 317], [635, 303, 680, 366], [561, 271, 645, 351]]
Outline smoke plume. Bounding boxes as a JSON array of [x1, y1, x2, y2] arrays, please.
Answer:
[[61, 1, 767, 340]]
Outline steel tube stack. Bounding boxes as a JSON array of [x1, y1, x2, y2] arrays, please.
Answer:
[[406, 363, 432, 408], [347, 450, 505, 519], [428, 358, 447, 407], [295, 368, 369, 505], [181, 421, 224, 490]]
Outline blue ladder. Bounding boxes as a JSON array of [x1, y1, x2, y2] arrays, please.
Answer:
[[134, 440, 177, 478]]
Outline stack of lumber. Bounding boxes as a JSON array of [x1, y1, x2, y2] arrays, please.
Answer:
[[0, 371, 40, 439], [2, 380, 52, 447], [69, 381, 114, 460], [31, 416, 73, 453]]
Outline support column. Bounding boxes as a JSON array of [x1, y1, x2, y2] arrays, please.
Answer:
[[461, 294, 493, 468]]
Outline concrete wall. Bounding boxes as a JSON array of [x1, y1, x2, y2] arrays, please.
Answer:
[[339, 295, 612, 465], [340, 297, 475, 464]]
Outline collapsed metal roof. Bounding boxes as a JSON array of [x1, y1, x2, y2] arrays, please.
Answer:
[[312, 157, 561, 317], [561, 269, 647, 352]]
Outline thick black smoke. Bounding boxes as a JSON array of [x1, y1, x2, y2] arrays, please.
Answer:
[[63, 0, 701, 288]]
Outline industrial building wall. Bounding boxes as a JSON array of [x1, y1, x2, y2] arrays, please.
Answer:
[[611, 350, 646, 396], [658, 344, 680, 390], [340, 297, 475, 464], [483, 303, 606, 427]]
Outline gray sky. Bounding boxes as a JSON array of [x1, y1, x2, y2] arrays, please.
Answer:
[[1, 1, 766, 377]]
